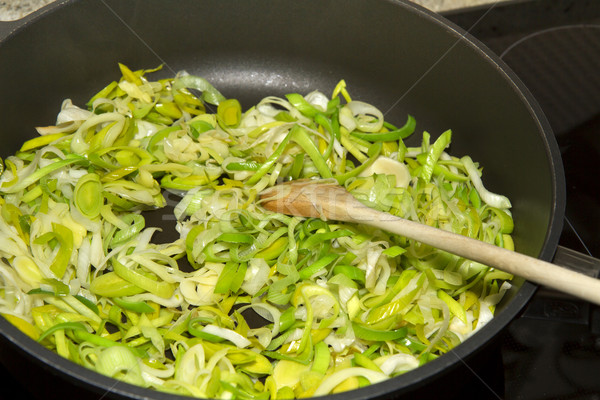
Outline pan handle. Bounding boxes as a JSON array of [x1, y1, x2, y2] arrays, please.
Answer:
[[552, 245, 600, 279], [517, 246, 600, 323]]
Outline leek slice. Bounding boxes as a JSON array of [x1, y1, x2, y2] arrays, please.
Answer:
[[74, 173, 103, 219]]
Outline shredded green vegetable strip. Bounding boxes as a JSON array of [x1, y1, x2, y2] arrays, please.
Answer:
[[0, 65, 515, 398]]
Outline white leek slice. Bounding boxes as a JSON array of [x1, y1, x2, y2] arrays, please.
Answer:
[[202, 324, 251, 348], [13, 256, 44, 286], [461, 156, 511, 209], [375, 353, 419, 375], [313, 367, 388, 396], [340, 101, 385, 133], [175, 343, 206, 384], [359, 156, 411, 188], [56, 99, 93, 125], [95, 346, 145, 386]]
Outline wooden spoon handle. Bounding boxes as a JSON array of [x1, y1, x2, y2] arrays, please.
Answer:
[[351, 207, 600, 305], [259, 180, 600, 305]]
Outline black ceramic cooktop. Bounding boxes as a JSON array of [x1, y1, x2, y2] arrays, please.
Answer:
[[446, 1, 600, 399]]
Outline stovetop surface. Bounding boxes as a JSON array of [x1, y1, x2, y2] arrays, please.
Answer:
[[446, 1, 600, 399], [3, 1, 600, 399]]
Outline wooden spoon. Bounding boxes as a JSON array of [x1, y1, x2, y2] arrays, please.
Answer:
[[260, 179, 600, 305]]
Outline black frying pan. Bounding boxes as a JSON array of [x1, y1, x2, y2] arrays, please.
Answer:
[[0, 0, 565, 399]]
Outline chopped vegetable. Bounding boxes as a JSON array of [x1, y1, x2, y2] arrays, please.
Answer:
[[0, 64, 515, 398]]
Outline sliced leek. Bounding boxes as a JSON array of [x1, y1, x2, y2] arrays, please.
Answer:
[[0, 64, 515, 399]]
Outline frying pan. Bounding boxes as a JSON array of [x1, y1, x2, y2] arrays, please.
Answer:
[[0, 0, 568, 399]]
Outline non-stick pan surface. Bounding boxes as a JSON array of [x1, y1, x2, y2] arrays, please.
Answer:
[[0, 0, 564, 399]]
